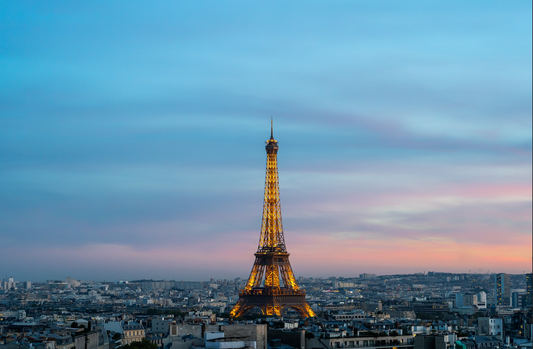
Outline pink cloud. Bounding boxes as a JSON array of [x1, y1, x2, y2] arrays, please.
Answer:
[[287, 234, 531, 276]]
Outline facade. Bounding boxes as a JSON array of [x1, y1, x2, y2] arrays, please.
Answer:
[[307, 335, 414, 349], [331, 313, 366, 321], [74, 332, 100, 349], [104, 321, 145, 345], [122, 322, 146, 345], [471, 336, 503, 349], [494, 274, 510, 306], [477, 317, 503, 341], [168, 324, 267, 349], [412, 299, 451, 316], [526, 273, 532, 307], [221, 324, 267, 349], [152, 317, 173, 334], [414, 334, 456, 349], [476, 291, 487, 309]]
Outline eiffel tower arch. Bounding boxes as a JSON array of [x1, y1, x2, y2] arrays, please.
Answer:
[[230, 122, 315, 318]]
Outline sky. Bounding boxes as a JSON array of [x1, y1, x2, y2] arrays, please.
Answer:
[[0, 1, 531, 282]]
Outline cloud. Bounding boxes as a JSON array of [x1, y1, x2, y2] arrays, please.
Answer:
[[0, 1, 530, 280]]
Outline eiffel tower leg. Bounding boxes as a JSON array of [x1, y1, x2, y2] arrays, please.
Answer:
[[231, 299, 268, 318], [302, 303, 316, 318], [286, 303, 315, 318], [230, 298, 245, 318]]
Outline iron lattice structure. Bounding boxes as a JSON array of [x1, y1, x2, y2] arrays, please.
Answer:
[[230, 125, 315, 318]]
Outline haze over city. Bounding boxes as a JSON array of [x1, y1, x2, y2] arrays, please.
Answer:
[[0, 1, 531, 282]]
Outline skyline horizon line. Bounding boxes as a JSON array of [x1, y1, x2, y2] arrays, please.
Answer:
[[3, 270, 531, 284]]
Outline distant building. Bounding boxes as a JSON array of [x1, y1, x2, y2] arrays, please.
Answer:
[[330, 311, 366, 321], [525, 273, 532, 307], [122, 322, 146, 345], [359, 273, 377, 279], [494, 274, 510, 306], [152, 317, 173, 335], [455, 293, 477, 307], [471, 336, 503, 349], [169, 323, 266, 349], [361, 301, 382, 313], [103, 321, 145, 345], [476, 291, 487, 309], [307, 334, 414, 349], [511, 292, 524, 308], [65, 277, 81, 288], [414, 333, 456, 349], [412, 298, 451, 316], [477, 317, 503, 341], [455, 339, 476, 349]]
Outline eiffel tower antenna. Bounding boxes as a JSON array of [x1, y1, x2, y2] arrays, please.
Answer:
[[230, 127, 315, 318]]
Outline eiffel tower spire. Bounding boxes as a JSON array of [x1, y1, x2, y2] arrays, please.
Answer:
[[230, 124, 315, 318]]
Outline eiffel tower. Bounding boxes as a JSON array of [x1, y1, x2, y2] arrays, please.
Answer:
[[230, 122, 315, 318]]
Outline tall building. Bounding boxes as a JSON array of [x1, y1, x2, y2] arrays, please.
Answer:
[[494, 273, 510, 306], [525, 273, 532, 307], [230, 123, 315, 318], [456, 293, 478, 307]]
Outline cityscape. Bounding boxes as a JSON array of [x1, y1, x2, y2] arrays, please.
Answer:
[[1, 272, 532, 349], [1, 3, 531, 349]]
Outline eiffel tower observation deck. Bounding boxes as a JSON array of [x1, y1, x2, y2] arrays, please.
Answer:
[[230, 122, 315, 318]]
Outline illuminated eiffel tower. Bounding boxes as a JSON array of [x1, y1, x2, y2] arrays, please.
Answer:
[[230, 122, 315, 318]]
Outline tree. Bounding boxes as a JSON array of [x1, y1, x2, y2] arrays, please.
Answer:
[[146, 309, 163, 315]]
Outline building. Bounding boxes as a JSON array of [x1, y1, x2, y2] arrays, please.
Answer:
[[471, 336, 503, 349], [494, 274, 510, 306], [152, 317, 173, 334], [511, 292, 525, 309], [476, 291, 487, 310], [104, 321, 145, 345], [412, 299, 451, 316], [525, 273, 532, 308], [477, 317, 503, 341], [122, 322, 145, 345], [414, 333, 456, 349], [307, 334, 414, 349], [169, 323, 266, 349], [330, 312, 366, 321]]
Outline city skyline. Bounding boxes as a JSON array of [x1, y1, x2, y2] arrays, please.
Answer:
[[0, 1, 531, 281]]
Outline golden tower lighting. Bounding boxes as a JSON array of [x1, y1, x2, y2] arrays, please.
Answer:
[[230, 122, 315, 318]]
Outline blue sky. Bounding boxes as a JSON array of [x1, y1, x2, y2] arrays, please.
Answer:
[[0, 1, 531, 282]]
